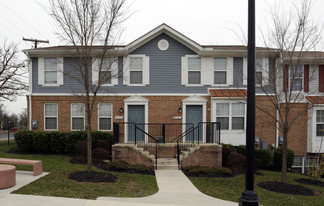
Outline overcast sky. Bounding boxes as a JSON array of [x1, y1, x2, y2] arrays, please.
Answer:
[[1, 0, 324, 115]]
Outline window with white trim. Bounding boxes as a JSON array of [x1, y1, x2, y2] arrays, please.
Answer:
[[216, 102, 245, 130], [255, 58, 263, 85], [98, 103, 112, 131], [99, 58, 112, 85], [290, 65, 303, 91], [44, 58, 58, 84], [214, 58, 227, 84], [130, 57, 143, 84], [38, 57, 63, 86], [188, 57, 201, 84], [316, 110, 324, 136], [44, 103, 58, 130], [71, 103, 85, 130]]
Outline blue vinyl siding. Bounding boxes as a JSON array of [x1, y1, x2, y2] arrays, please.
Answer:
[[32, 33, 259, 94]]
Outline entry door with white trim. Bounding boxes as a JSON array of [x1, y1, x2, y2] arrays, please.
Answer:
[[128, 105, 145, 142], [186, 105, 203, 141]]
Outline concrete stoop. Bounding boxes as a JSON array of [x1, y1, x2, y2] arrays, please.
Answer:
[[156, 158, 178, 170]]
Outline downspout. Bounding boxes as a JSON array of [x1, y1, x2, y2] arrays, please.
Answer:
[[276, 109, 279, 147], [26, 52, 33, 130]]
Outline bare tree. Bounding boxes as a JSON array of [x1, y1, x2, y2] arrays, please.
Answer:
[[0, 40, 27, 101], [257, 0, 323, 183], [48, 0, 127, 172]]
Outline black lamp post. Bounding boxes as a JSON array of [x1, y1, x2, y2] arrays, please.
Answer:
[[7, 120, 11, 145], [239, 0, 259, 205]]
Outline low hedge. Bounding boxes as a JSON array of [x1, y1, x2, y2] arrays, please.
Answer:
[[14, 129, 114, 154], [273, 148, 294, 169]]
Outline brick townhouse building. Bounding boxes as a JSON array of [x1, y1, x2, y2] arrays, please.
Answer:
[[23, 24, 324, 165]]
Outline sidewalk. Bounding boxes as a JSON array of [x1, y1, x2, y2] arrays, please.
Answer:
[[0, 170, 237, 206]]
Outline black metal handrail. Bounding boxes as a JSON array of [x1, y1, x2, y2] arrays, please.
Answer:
[[134, 125, 158, 170]]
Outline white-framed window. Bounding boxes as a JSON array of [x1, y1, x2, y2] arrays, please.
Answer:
[[216, 102, 245, 130], [188, 57, 201, 84], [44, 58, 58, 84], [243, 57, 268, 86], [316, 110, 324, 136], [255, 58, 263, 85], [44, 103, 58, 130], [214, 58, 227, 84], [99, 58, 113, 85], [92, 57, 118, 86], [38, 57, 64, 86], [123, 55, 149, 86], [130, 57, 143, 84], [71, 103, 85, 130], [290, 65, 303, 91], [98, 103, 112, 131]]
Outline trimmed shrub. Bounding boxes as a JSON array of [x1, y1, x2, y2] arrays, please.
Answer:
[[65, 131, 87, 153], [75, 140, 88, 156], [273, 148, 294, 169], [93, 148, 110, 162], [255, 149, 272, 169], [50, 132, 66, 153], [95, 139, 109, 150], [14, 129, 35, 152], [32, 131, 51, 153], [222, 145, 235, 167], [236, 145, 246, 156], [226, 151, 245, 174], [14, 130, 113, 155]]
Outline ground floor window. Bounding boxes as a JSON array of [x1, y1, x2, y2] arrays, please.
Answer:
[[71, 103, 85, 130], [44, 103, 58, 130], [98, 103, 112, 131], [316, 110, 324, 136], [215, 102, 245, 130]]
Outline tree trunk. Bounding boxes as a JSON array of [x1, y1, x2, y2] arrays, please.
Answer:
[[281, 131, 288, 183], [86, 95, 92, 172]]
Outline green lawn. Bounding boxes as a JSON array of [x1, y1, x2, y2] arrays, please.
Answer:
[[188, 170, 324, 206], [0, 141, 158, 199]]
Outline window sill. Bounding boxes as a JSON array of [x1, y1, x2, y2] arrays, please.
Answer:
[[99, 129, 113, 132], [185, 84, 204, 87], [44, 129, 58, 131], [101, 84, 117, 87], [126, 84, 146, 87], [41, 84, 61, 87], [211, 84, 229, 87]]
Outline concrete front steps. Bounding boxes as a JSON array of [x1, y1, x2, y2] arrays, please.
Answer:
[[156, 158, 178, 170]]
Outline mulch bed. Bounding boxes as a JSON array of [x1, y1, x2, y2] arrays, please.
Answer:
[[257, 181, 315, 196], [96, 163, 155, 176], [295, 178, 324, 187], [68, 171, 118, 183]]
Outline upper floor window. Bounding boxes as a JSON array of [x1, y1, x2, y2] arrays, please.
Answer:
[[214, 58, 227, 84], [92, 57, 118, 86], [71, 103, 85, 130], [290, 65, 303, 91], [44, 103, 58, 130], [38, 57, 64, 86], [98, 103, 112, 131], [216, 102, 245, 130], [99, 58, 112, 85], [130, 57, 143, 84], [255, 58, 263, 85], [123, 55, 150, 86], [188, 57, 201, 84], [44, 58, 58, 84]]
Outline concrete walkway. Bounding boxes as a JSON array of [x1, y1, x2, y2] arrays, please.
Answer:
[[0, 170, 237, 206]]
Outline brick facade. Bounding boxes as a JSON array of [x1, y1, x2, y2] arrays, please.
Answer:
[[181, 144, 222, 167], [27, 95, 308, 156]]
